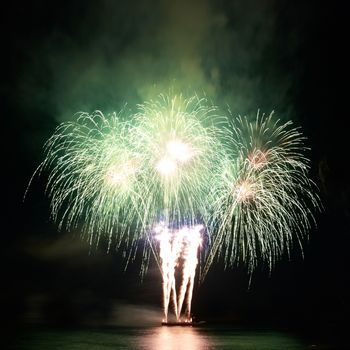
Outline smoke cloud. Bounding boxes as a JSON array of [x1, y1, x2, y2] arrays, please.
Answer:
[[15, 0, 301, 131]]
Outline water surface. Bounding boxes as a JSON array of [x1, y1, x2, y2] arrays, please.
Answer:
[[14, 326, 331, 350]]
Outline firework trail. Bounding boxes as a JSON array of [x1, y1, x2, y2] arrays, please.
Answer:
[[176, 225, 202, 321], [155, 222, 181, 321]]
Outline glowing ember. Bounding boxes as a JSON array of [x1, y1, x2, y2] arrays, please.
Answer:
[[248, 149, 268, 169], [235, 180, 256, 203]]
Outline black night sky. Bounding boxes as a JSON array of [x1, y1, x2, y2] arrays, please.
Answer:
[[1, 1, 349, 349]]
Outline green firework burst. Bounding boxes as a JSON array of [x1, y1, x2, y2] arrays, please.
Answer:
[[202, 111, 321, 278]]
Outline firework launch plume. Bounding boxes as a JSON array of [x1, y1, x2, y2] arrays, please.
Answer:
[[155, 222, 202, 322]]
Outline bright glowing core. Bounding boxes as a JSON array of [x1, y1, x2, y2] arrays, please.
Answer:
[[156, 139, 194, 177], [156, 157, 177, 176], [235, 180, 256, 203], [166, 140, 193, 163]]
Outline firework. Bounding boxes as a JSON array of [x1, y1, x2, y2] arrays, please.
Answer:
[[155, 222, 202, 323], [202, 111, 320, 278], [30, 95, 223, 268], [29, 94, 320, 322], [30, 110, 150, 254], [132, 94, 223, 228]]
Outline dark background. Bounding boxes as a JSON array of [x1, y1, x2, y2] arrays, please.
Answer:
[[1, 0, 349, 348]]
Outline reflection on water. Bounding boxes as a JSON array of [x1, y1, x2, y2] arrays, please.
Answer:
[[15, 326, 308, 350], [138, 326, 304, 350], [140, 326, 212, 350]]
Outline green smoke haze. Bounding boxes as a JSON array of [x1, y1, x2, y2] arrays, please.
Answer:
[[13, 0, 304, 128]]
